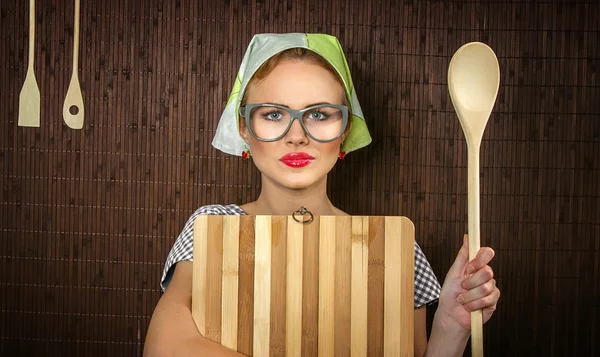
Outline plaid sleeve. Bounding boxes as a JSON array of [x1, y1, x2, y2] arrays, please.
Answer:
[[160, 204, 245, 291], [414, 241, 441, 307]]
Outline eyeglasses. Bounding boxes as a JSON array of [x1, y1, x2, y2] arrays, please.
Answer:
[[239, 103, 349, 142]]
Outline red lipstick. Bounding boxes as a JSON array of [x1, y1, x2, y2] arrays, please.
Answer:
[[280, 152, 314, 168]]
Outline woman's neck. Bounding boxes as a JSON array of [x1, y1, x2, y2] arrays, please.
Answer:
[[241, 176, 343, 216]]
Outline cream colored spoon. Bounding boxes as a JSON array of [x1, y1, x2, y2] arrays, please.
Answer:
[[62, 0, 84, 129], [18, 0, 40, 127], [448, 42, 499, 357]]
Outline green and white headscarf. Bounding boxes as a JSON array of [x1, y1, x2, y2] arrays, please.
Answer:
[[212, 33, 372, 156]]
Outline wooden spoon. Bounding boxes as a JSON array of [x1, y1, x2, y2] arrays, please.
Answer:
[[448, 42, 500, 357], [62, 0, 84, 129], [18, 0, 40, 127]]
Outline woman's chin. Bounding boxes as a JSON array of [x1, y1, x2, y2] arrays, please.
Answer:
[[258, 162, 332, 190], [272, 171, 324, 190], [278, 177, 317, 190]]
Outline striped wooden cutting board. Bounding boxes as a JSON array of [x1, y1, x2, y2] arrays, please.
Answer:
[[192, 215, 415, 357]]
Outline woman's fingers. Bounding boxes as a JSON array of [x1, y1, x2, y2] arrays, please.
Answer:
[[462, 286, 501, 312], [464, 247, 495, 276], [462, 265, 494, 290], [458, 278, 496, 304]]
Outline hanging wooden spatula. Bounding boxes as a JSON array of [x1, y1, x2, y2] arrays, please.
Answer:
[[62, 0, 84, 129], [18, 0, 40, 128], [448, 42, 500, 357]]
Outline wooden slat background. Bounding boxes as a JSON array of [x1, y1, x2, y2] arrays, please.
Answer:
[[0, 0, 598, 356]]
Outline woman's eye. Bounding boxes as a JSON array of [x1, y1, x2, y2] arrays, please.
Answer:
[[262, 111, 283, 120], [307, 111, 327, 120]]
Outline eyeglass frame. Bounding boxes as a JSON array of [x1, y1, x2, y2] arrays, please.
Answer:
[[239, 103, 349, 143]]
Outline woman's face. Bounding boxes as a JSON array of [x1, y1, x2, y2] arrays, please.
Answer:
[[240, 59, 347, 190]]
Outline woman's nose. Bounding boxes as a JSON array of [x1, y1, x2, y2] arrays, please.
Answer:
[[285, 118, 308, 145]]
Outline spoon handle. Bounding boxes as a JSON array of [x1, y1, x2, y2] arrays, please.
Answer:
[[27, 0, 35, 69], [468, 145, 484, 357], [72, 0, 80, 71]]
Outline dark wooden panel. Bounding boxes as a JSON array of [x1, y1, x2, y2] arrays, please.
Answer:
[[1, 0, 598, 356]]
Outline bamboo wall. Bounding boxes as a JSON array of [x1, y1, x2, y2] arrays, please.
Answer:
[[1, 0, 598, 356]]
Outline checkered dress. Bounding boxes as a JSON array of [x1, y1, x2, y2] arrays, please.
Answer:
[[161, 204, 441, 308]]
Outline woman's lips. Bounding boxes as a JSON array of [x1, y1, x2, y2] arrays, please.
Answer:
[[280, 152, 314, 168]]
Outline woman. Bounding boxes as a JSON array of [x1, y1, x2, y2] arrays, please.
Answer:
[[144, 33, 500, 357]]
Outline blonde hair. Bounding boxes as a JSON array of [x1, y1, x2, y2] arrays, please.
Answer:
[[241, 48, 350, 108]]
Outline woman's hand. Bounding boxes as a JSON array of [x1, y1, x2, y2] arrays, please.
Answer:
[[437, 234, 501, 331]]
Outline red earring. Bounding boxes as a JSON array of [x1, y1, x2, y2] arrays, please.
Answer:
[[242, 149, 251, 159], [338, 151, 346, 160]]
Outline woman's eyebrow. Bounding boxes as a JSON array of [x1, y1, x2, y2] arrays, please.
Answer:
[[264, 101, 335, 108], [305, 101, 334, 107]]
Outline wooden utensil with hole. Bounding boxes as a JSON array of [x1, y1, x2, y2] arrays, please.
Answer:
[[448, 42, 500, 357], [18, 0, 40, 128], [62, 0, 84, 129]]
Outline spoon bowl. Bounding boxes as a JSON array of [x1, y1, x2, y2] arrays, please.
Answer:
[[448, 42, 500, 146]]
